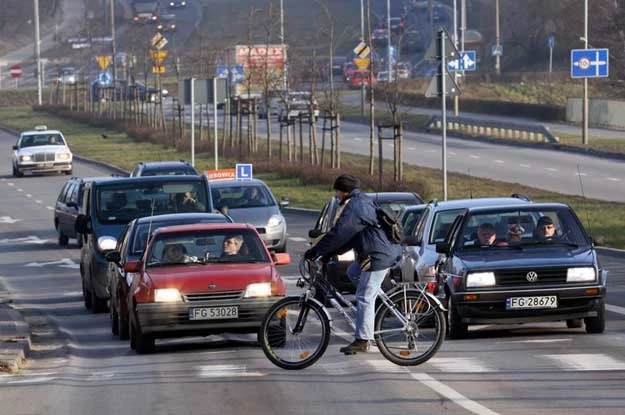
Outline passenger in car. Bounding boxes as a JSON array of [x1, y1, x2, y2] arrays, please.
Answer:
[[474, 223, 507, 246], [162, 243, 193, 264], [221, 235, 244, 257], [507, 224, 525, 243], [534, 216, 557, 241]]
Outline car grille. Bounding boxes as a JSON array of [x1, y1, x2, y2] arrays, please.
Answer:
[[183, 291, 244, 302], [33, 152, 56, 162], [496, 267, 568, 286]]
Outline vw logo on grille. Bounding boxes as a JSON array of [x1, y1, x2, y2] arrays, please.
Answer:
[[526, 271, 538, 282], [208, 283, 217, 289]]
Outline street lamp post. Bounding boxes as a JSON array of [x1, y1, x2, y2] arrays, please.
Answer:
[[495, 0, 501, 75], [110, 0, 117, 86], [582, 0, 589, 145], [34, 0, 42, 105], [360, 0, 365, 116], [280, 0, 287, 91], [386, 0, 391, 78]]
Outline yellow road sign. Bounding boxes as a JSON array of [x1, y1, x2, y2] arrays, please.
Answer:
[[150, 50, 168, 66], [353, 58, 370, 71], [353, 42, 371, 58], [96, 55, 112, 70], [152, 65, 166, 74], [151, 33, 168, 50]]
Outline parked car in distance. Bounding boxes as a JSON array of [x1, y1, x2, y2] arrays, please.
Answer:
[[349, 71, 376, 89], [105, 212, 232, 341], [57, 66, 77, 85], [211, 178, 289, 252], [167, 0, 186, 7], [342, 62, 359, 82], [308, 192, 424, 295], [280, 91, 320, 121], [74, 175, 215, 314], [54, 176, 96, 248], [12, 125, 73, 177], [130, 160, 198, 177], [436, 202, 607, 339], [371, 28, 388, 46], [388, 17, 404, 34], [398, 197, 532, 296], [123, 223, 290, 353], [156, 13, 176, 32], [331, 56, 348, 77], [376, 70, 396, 83], [395, 62, 411, 79]]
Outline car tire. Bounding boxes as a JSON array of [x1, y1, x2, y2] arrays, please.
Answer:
[[111, 304, 119, 336], [566, 318, 583, 329], [82, 279, 92, 311], [64, 169, 72, 175], [119, 312, 130, 341], [11, 165, 17, 177], [274, 241, 287, 253], [446, 296, 468, 340], [76, 235, 83, 249], [584, 301, 606, 334], [91, 290, 108, 314], [132, 320, 155, 354], [58, 228, 69, 247]]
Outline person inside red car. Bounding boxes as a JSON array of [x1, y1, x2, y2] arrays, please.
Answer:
[[162, 243, 195, 264], [221, 235, 244, 257]]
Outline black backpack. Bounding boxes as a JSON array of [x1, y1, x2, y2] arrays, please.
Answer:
[[375, 206, 404, 244]]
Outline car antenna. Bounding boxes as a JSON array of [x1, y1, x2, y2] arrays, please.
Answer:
[[576, 164, 594, 241]]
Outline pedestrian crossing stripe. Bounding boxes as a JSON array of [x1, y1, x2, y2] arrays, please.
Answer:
[[542, 353, 625, 371]]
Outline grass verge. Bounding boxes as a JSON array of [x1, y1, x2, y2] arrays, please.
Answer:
[[1, 105, 624, 249]]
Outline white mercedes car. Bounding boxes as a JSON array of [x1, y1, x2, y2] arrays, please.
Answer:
[[12, 126, 73, 177]]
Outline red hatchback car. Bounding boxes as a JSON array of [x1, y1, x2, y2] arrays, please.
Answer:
[[124, 223, 290, 353]]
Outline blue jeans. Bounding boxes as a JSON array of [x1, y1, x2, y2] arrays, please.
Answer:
[[346, 262, 389, 341]]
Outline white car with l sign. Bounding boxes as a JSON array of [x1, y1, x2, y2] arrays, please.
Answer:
[[12, 126, 73, 177]]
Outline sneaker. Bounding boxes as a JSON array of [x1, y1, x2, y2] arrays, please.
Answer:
[[339, 339, 370, 354]]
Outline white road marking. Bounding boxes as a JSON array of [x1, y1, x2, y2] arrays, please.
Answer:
[[428, 357, 495, 372], [7, 182, 14, 186], [606, 304, 625, 315], [35, 200, 43, 204], [196, 364, 265, 377], [449, 151, 456, 155], [520, 164, 531, 168], [369, 359, 410, 373], [46, 206, 54, 210], [606, 177, 621, 182], [411, 372, 500, 415], [495, 160, 504, 164], [576, 172, 588, 176], [542, 354, 625, 371], [469, 154, 480, 159], [407, 147, 416, 151], [17, 188, 23, 192], [499, 338, 571, 344], [6, 377, 56, 384], [288, 237, 307, 242], [545, 168, 558, 172], [354, 137, 362, 141], [26, 194, 32, 198]]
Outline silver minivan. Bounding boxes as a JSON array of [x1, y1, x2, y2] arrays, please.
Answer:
[[210, 178, 289, 252]]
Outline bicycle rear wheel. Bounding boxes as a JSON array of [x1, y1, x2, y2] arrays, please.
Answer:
[[260, 296, 331, 370], [374, 289, 446, 366]]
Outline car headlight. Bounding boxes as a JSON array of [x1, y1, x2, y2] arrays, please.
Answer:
[[337, 250, 355, 261], [154, 288, 182, 302], [97, 236, 117, 252], [243, 282, 272, 298], [267, 214, 283, 228], [567, 267, 596, 282], [57, 152, 71, 160], [19, 155, 32, 162], [466, 272, 496, 288]]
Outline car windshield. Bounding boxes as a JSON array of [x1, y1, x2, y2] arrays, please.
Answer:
[[457, 207, 591, 249], [19, 133, 65, 148], [212, 184, 276, 209], [96, 180, 209, 224], [146, 228, 270, 267], [141, 167, 197, 176]]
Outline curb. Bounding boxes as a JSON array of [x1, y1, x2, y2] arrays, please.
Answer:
[[0, 296, 31, 374]]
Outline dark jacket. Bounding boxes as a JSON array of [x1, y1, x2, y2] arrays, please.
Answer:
[[310, 190, 401, 271]]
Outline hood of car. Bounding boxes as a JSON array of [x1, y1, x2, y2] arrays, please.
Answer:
[[224, 207, 282, 228], [145, 263, 275, 292], [17, 145, 68, 153], [456, 247, 596, 271]]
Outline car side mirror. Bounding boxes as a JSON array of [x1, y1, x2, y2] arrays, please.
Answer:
[[12, 145, 18, 150], [105, 251, 121, 263], [308, 229, 322, 239], [272, 252, 291, 266], [435, 242, 451, 255], [279, 196, 290, 208], [403, 235, 420, 246], [124, 260, 142, 273]]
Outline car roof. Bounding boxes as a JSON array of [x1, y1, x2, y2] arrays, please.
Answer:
[[465, 202, 570, 214], [21, 129, 63, 135], [89, 175, 205, 185], [366, 192, 424, 203], [427, 197, 531, 210], [138, 161, 193, 168], [150, 222, 256, 237], [209, 178, 267, 187], [134, 212, 231, 225]]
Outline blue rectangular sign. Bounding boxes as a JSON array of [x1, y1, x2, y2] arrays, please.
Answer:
[[236, 163, 253, 180], [571, 49, 609, 78], [447, 51, 477, 72]]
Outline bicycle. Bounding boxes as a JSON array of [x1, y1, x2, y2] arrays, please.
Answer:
[[259, 257, 447, 370]]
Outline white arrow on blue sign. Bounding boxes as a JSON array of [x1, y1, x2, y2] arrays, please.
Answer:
[[98, 71, 112, 85], [236, 163, 253, 180], [216, 65, 229, 79], [447, 51, 477, 72], [571, 48, 609, 78], [230, 65, 244, 84]]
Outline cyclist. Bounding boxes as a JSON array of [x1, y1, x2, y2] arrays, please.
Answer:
[[304, 174, 402, 354]]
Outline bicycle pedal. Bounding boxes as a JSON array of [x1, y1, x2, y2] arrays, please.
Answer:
[[343, 351, 358, 356]]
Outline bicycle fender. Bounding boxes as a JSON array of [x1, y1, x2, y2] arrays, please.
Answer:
[[423, 291, 447, 312], [306, 297, 333, 325]]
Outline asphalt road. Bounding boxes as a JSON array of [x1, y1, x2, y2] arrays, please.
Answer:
[[2, 129, 625, 414]]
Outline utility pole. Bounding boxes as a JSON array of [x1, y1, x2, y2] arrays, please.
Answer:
[[453, 0, 459, 116], [360, 0, 365, 116], [110, 0, 117, 85], [386, 0, 391, 78], [280, 0, 287, 91], [34, 0, 42, 105], [582, 0, 589, 145], [495, 0, 501, 75]]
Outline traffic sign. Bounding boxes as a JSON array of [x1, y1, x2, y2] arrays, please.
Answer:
[[9, 65, 22, 78], [491, 44, 503, 57], [216, 65, 229, 79], [353, 41, 371, 58], [152, 66, 166, 74], [235, 164, 253, 180], [151, 33, 168, 50], [353, 58, 370, 71], [447, 51, 477, 71], [571, 48, 609, 78], [98, 71, 112, 85], [96, 55, 112, 70], [150, 50, 168, 65], [230, 65, 244, 84], [547, 35, 555, 49]]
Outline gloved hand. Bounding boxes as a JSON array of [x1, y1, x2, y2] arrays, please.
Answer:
[[303, 249, 317, 261]]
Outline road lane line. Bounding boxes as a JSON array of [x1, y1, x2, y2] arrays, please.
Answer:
[[410, 372, 500, 415], [542, 353, 625, 371], [606, 304, 625, 315], [520, 164, 531, 168], [606, 177, 621, 182], [495, 160, 504, 164]]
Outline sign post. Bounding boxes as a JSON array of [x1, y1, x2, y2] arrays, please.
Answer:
[[9, 65, 22, 88], [547, 35, 555, 73]]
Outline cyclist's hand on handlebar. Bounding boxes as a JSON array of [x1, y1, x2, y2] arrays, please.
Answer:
[[303, 249, 317, 261]]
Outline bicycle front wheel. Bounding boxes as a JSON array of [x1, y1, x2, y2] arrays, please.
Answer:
[[374, 289, 446, 366], [260, 296, 331, 370]]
